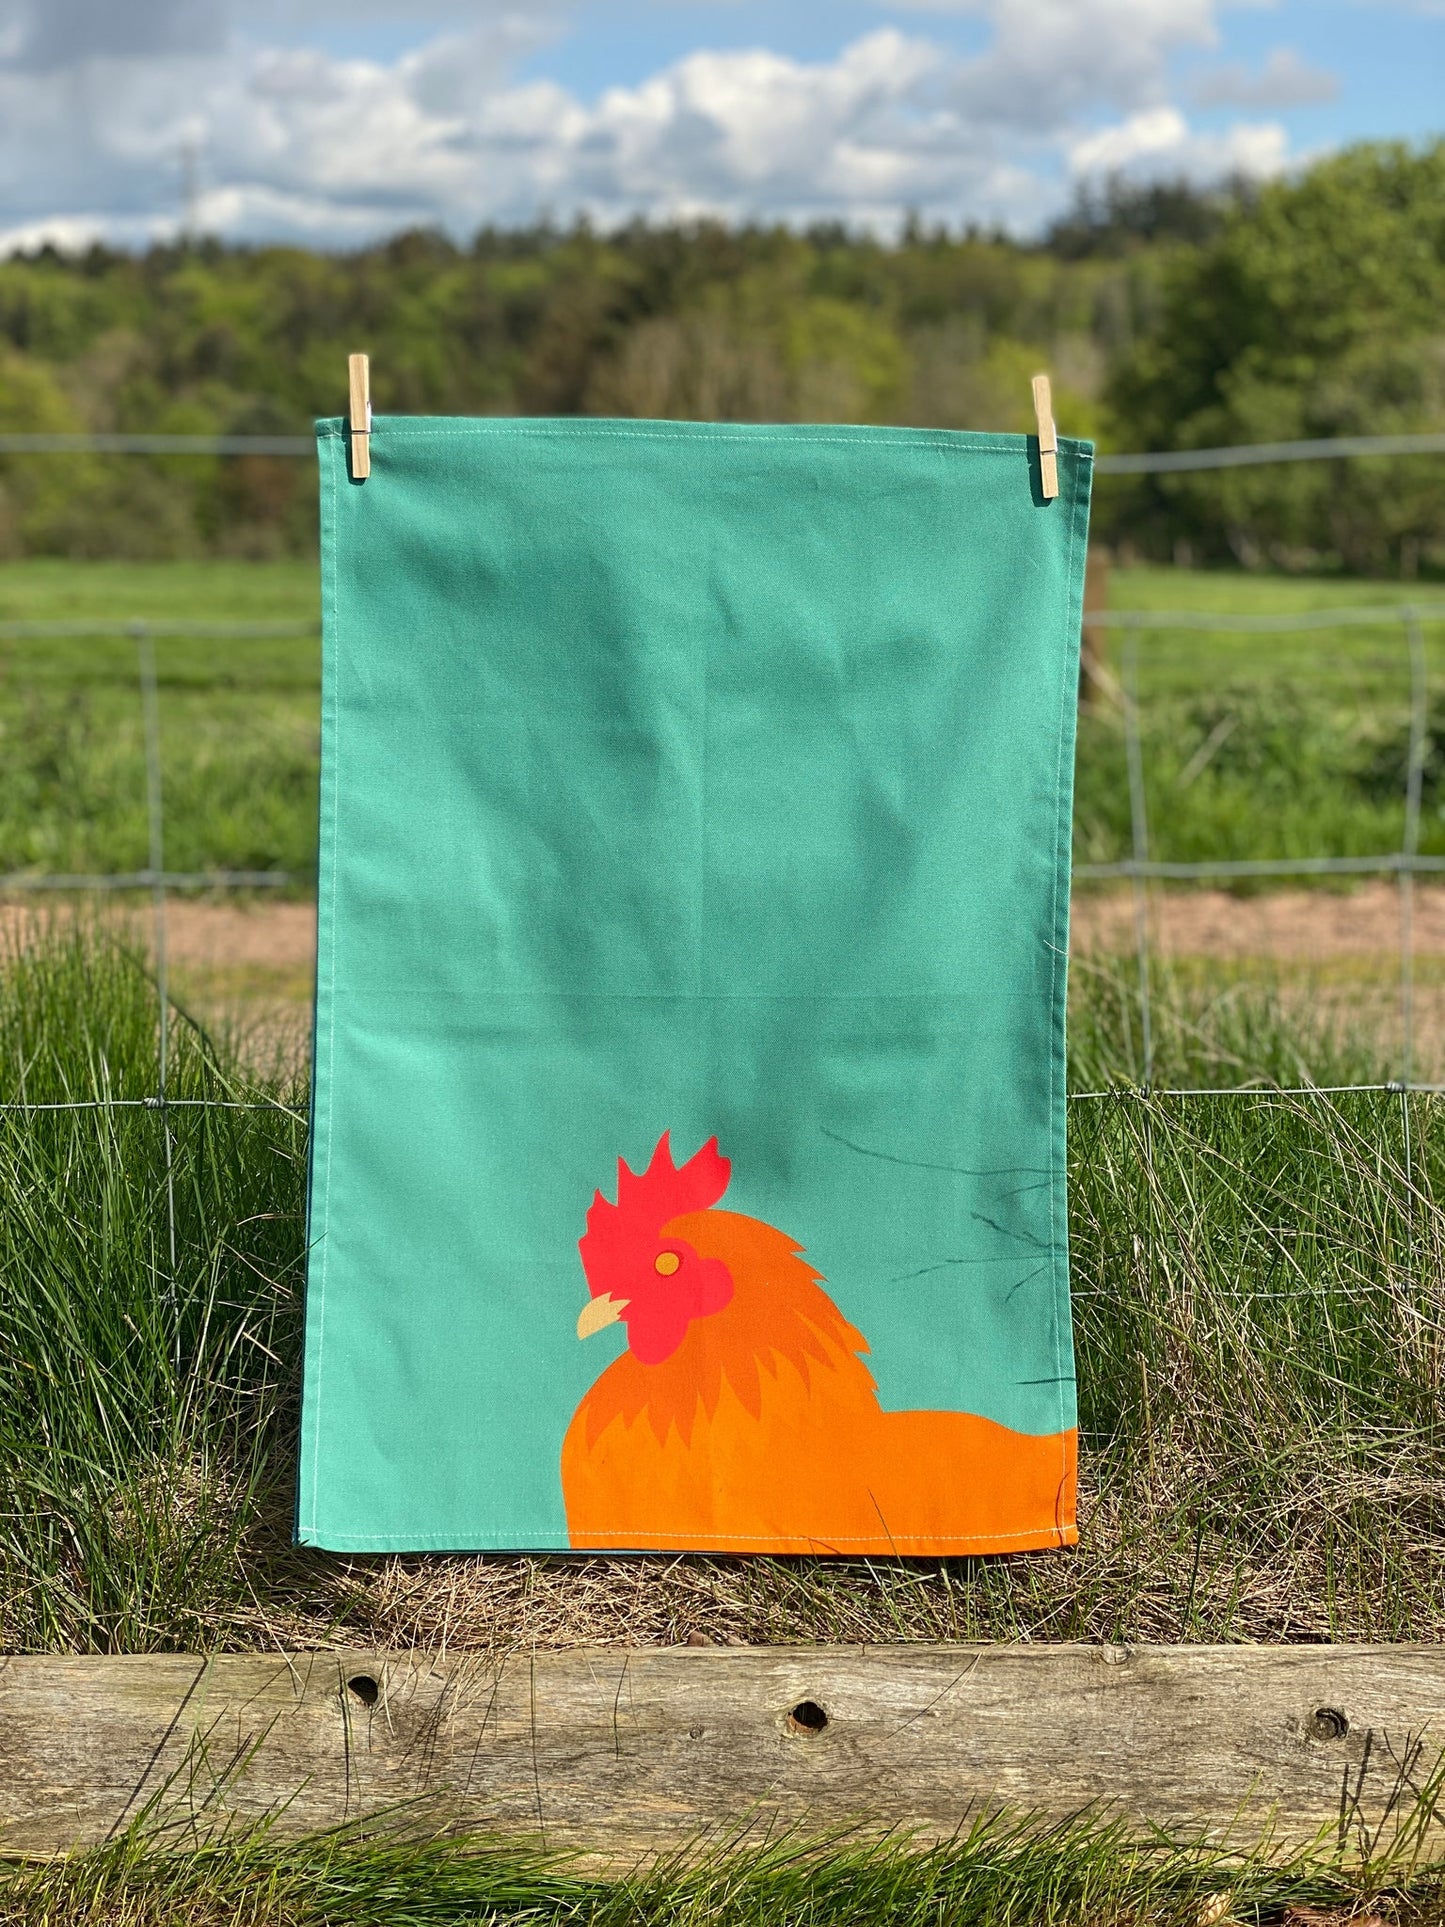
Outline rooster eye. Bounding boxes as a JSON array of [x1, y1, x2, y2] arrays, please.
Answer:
[[654, 1251, 681, 1276]]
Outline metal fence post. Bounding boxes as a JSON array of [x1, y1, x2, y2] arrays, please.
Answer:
[[133, 622, 178, 1308], [1398, 605, 1429, 1233], [1121, 632, 1154, 1088]]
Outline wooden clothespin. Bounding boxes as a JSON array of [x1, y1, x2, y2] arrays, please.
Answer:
[[1031, 372, 1058, 502], [348, 352, 371, 481]]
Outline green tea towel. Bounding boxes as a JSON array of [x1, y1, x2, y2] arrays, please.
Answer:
[[298, 417, 1092, 1555]]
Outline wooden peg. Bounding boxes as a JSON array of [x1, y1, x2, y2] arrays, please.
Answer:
[[348, 353, 371, 481], [1031, 372, 1058, 502]]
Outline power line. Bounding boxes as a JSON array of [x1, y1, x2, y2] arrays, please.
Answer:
[[0, 434, 313, 455], [1096, 431, 1445, 475]]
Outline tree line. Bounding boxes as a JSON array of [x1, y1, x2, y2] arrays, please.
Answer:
[[0, 140, 1439, 575]]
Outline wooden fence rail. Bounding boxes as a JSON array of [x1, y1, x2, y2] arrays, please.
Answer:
[[1, 1645, 1443, 1859]]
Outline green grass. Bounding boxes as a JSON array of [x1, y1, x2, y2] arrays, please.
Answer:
[[0, 559, 318, 627], [0, 919, 1440, 1657], [1077, 569, 1445, 876], [1, 559, 1443, 885], [0, 561, 318, 882], [0, 923, 307, 1651], [6, 1800, 1444, 1927], [3, 560, 1444, 1918]]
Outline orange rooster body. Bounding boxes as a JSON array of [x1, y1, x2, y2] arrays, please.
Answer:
[[562, 1134, 1076, 1555]]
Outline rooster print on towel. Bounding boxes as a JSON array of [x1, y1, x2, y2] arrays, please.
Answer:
[[561, 1133, 1077, 1555]]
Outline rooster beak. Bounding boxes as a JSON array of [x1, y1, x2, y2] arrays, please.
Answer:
[[577, 1293, 627, 1340]]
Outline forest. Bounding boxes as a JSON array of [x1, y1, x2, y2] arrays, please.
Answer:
[[0, 138, 1440, 574]]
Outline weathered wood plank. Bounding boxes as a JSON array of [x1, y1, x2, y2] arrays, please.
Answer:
[[0, 1645, 1441, 1857]]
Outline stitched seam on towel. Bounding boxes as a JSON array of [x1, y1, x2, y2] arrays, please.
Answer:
[[338, 994, 1010, 1004], [298, 1522, 1078, 1549], [306, 440, 340, 1537], [314, 426, 1089, 458], [300, 437, 1092, 1545], [1050, 456, 1086, 1490]]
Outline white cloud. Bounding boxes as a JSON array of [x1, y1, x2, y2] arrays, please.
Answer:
[[0, 212, 115, 254], [941, 0, 1218, 122], [1068, 104, 1289, 179], [0, 0, 1305, 250], [1192, 45, 1338, 108]]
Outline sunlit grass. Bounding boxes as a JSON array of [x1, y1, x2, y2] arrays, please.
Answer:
[[1, 559, 1443, 885]]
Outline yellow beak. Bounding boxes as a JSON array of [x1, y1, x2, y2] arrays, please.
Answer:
[[577, 1293, 628, 1340]]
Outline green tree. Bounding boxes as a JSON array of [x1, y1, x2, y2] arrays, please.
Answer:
[[1109, 141, 1445, 572], [0, 346, 97, 556]]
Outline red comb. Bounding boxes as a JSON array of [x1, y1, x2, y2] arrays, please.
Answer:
[[580, 1132, 731, 1288]]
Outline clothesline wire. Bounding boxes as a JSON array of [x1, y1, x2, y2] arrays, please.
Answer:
[[1, 427, 1443, 475], [5, 604, 1444, 645]]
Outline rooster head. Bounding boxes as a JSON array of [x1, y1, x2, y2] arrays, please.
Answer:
[[577, 1132, 734, 1365]]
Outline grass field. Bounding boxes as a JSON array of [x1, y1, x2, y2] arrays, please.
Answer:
[[1, 559, 1444, 883], [3, 922, 1443, 1912], [0, 559, 1440, 1652], [0, 561, 317, 882], [4, 561, 1445, 1918]]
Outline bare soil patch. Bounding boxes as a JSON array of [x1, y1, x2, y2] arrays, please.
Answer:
[[1072, 880, 1439, 961], [0, 897, 316, 974], [4, 881, 1437, 978], [5, 886, 1442, 1079]]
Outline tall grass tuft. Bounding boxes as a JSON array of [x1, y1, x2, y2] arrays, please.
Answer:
[[0, 916, 306, 1650]]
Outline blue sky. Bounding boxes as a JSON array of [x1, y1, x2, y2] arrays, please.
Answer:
[[0, 0, 1438, 252]]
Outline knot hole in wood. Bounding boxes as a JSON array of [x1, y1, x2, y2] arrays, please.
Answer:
[[788, 1700, 829, 1736]]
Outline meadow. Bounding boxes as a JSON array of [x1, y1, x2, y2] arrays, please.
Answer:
[[2, 918, 1442, 1916], [3, 558, 1445, 1921], [0, 559, 1442, 885]]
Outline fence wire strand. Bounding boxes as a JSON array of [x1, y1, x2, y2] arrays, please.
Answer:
[[0, 1097, 304, 1115], [3, 427, 1443, 475], [1088, 604, 1445, 632], [0, 870, 294, 891]]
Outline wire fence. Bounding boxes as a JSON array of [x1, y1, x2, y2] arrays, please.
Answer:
[[1070, 601, 1445, 1104], [0, 619, 312, 1160], [0, 433, 1442, 1279], [4, 601, 1443, 1097]]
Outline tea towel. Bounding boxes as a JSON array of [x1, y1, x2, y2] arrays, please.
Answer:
[[298, 417, 1092, 1554]]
